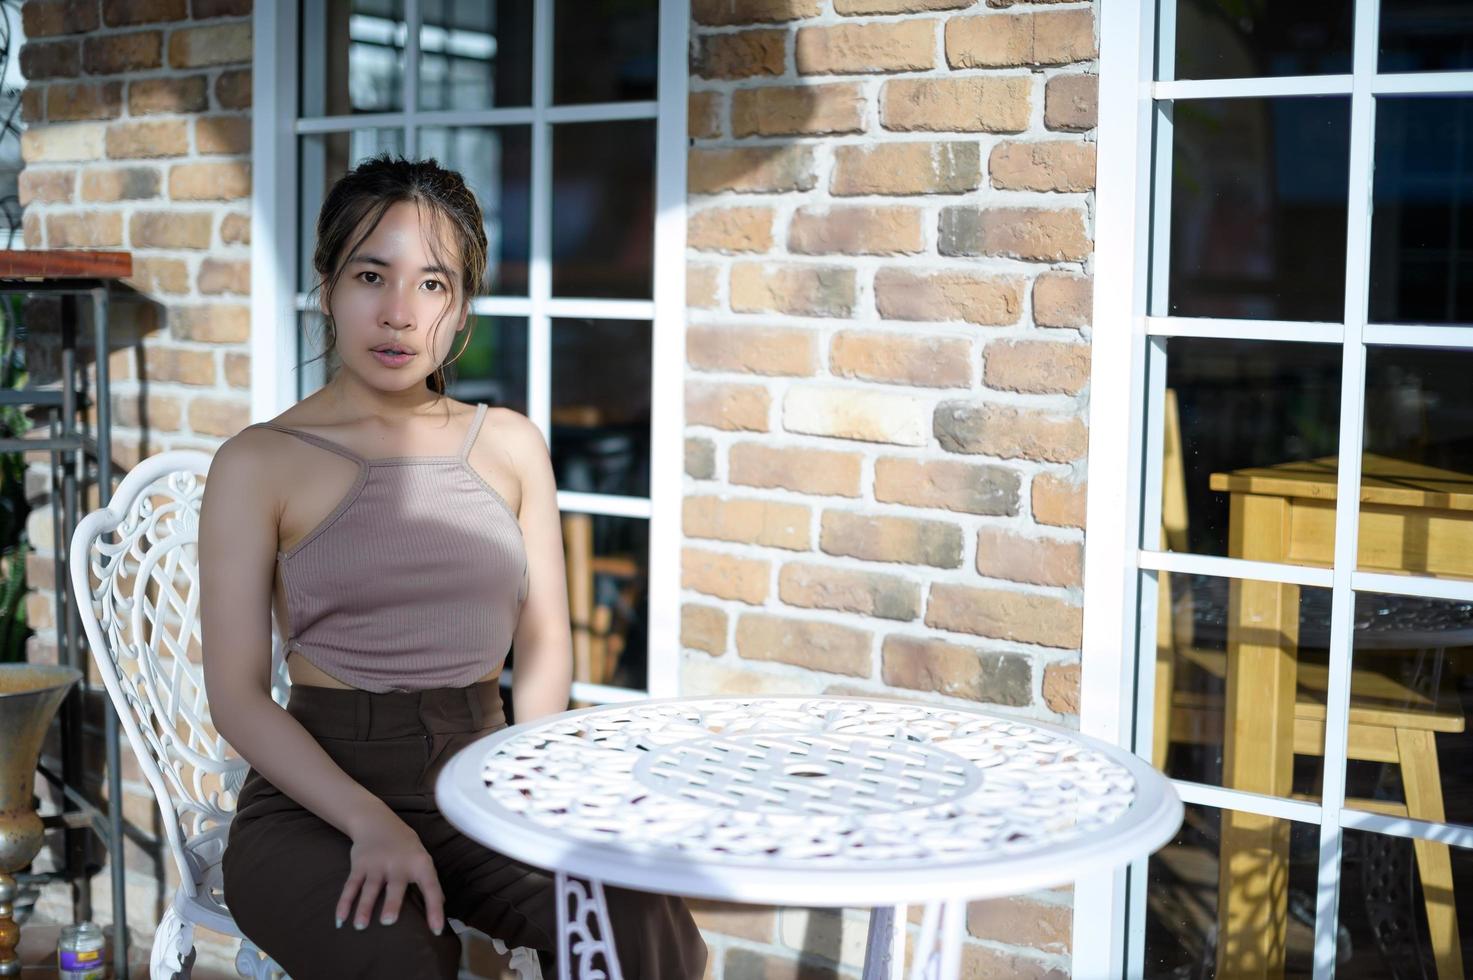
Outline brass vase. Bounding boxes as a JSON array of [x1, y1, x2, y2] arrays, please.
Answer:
[[0, 664, 82, 977]]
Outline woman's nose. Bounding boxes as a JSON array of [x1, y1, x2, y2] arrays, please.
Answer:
[[379, 288, 414, 328]]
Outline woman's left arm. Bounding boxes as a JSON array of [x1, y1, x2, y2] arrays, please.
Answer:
[[506, 412, 573, 723]]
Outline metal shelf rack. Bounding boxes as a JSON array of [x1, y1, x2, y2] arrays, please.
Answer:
[[0, 249, 130, 979]]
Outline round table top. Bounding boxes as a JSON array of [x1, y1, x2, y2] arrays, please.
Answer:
[[435, 695, 1183, 907]]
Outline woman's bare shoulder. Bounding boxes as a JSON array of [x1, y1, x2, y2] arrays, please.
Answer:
[[484, 407, 549, 464], [208, 424, 300, 508], [214, 421, 280, 466], [485, 406, 544, 445]]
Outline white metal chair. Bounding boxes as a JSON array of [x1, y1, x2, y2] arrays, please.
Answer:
[[68, 450, 541, 980]]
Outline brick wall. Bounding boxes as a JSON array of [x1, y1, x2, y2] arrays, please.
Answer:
[[682, 0, 1096, 975], [17, 0, 255, 468]]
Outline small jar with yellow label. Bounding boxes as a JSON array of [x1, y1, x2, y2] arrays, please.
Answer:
[[57, 921, 106, 980]]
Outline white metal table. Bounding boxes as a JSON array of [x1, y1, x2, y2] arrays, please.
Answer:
[[435, 696, 1182, 980]]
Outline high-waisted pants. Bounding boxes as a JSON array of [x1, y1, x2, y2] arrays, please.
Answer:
[[221, 681, 708, 979]]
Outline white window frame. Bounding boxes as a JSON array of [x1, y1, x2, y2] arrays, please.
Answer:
[[251, 0, 689, 705], [1084, 1, 1473, 975]]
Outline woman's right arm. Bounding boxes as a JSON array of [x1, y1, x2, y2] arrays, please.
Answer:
[[199, 432, 446, 933]]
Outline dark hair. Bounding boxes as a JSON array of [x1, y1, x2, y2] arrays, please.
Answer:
[[306, 153, 488, 399]]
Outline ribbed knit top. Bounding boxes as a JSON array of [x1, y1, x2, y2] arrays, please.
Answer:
[[249, 403, 528, 694]]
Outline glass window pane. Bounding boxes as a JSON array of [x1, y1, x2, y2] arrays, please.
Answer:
[[553, 0, 658, 106], [1152, 570, 1329, 799], [1369, 96, 1473, 327], [1356, 347, 1473, 581], [1166, 97, 1350, 322], [1380, 0, 1473, 73], [300, 0, 406, 117], [1156, 338, 1342, 564], [561, 512, 650, 693], [1345, 592, 1473, 830], [446, 315, 527, 413], [418, 126, 532, 297], [418, 0, 532, 110], [1173, 0, 1353, 80], [1339, 829, 1473, 977], [551, 121, 656, 299], [298, 129, 406, 294], [550, 318, 651, 499], [1144, 803, 1318, 977]]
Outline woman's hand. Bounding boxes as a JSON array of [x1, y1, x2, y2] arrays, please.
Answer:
[[336, 808, 446, 934]]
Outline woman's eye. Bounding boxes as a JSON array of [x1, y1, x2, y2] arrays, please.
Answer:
[[355, 272, 445, 291]]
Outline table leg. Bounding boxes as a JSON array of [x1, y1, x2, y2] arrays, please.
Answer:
[[909, 901, 964, 980], [861, 904, 905, 980], [554, 872, 623, 980], [1217, 492, 1298, 979]]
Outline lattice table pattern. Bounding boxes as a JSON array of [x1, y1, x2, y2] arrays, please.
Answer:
[[436, 696, 1182, 980]]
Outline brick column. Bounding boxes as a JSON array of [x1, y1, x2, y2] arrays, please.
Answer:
[[683, 0, 1097, 973]]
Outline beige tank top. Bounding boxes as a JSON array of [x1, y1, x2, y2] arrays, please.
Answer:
[[247, 403, 528, 693]]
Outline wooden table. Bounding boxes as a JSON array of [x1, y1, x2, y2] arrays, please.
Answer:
[[1209, 453, 1473, 977]]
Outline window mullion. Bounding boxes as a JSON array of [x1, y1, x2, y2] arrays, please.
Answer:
[[1080, 0, 1159, 973], [528, 0, 553, 439], [1155, 75, 1355, 99], [1313, 0, 1385, 974], [1155, 0, 1176, 84], [404, 0, 420, 157], [1147, 102, 1173, 320], [253, 0, 303, 418], [1364, 322, 1473, 348]]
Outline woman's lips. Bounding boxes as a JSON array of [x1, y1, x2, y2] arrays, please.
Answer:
[[371, 349, 413, 367]]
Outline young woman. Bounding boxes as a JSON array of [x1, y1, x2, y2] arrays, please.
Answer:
[[200, 154, 706, 978]]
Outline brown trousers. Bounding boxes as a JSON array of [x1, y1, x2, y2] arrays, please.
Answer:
[[221, 681, 707, 979]]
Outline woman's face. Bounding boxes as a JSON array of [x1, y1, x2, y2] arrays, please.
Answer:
[[322, 199, 468, 390]]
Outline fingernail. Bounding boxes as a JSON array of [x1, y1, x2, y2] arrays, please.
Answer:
[[354, 920, 367, 931], [335, 916, 343, 929], [381, 915, 396, 926]]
